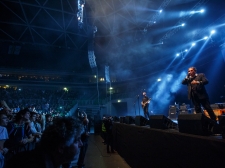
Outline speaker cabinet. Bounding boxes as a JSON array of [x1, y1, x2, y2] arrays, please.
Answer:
[[149, 115, 176, 129], [125, 116, 135, 124], [135, 116, 148, 126], [119, 116, 126, 123], [178, 113, 217, 136], [169, 108, 177, 119]]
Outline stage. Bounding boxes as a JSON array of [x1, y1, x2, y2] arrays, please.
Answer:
[[112, 122, 225, 168]]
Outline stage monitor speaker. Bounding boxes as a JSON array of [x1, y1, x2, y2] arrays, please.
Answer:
[[218, 115, 225, 139], [178, 113, 216, 136], [149, 115, 176, 129], [119, 116, 126, 123], [125, 116, 135, 124], [113, 116, 120, 122], [135, 116, 148, 126]]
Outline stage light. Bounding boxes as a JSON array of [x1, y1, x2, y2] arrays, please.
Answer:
[[204, 36, 208, 40], [192, 43, 196, 46], [159, 10, 163, 13], [185, 49, 188, 52], [200, 9, 204, 13], [154, 21, 156, 24], [181, 23, 185, 27], [210, 30, 216, 34], [157, 78, 161, 82], [176, 53, 180, 57]]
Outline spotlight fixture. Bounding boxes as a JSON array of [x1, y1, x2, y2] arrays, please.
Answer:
[[159, 10, 163, 13], [176, 53, 180, 57], [210, 30, 216, 34], [203, 36, 208, 40], [191, 43, 196, 46], [200, 9, 205, 13], [181, 23, 185, 27]]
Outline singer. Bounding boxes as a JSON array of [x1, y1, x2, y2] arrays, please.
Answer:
[[182, 67, 216, 122]]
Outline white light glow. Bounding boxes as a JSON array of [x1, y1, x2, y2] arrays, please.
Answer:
[[211, 30, 216, 34]]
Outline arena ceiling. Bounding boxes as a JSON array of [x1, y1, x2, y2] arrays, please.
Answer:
[[0, 0, 225, 82]]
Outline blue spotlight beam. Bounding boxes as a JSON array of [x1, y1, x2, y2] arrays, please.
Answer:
[[143, 0, 171, 30], [158, 0, 208, 43]]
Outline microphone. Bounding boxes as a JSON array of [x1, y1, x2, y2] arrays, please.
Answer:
[[186, 74, 191, 80]]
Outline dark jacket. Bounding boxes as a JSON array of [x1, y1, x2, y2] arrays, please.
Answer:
[[182, 73, 209, 100]]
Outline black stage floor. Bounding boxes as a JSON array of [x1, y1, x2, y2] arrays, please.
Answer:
[[71, 133, 131, 168]]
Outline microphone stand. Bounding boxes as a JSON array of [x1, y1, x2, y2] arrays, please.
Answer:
[[138, 95, 140, 116], [133, 95, 140, 116], [133, 101, 136, 116]]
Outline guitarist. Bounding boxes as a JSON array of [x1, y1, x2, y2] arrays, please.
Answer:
[[141, 92, 150, 120]]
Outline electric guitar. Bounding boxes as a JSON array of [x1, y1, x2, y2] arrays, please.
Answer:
[[141, 98, 151, 108]]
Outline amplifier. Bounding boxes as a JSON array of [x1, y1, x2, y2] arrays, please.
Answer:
[[169, 108, 177, 119]]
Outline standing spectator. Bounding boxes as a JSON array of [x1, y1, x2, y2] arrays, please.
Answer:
[[5, 117, 83, 168], [45, 114, 53, 129], [77, 113, 89, 168], [4, 108, 34, 157], [101, 117, 107, 144], [0, 110, 9, 168], [105, 116, 115, 153]]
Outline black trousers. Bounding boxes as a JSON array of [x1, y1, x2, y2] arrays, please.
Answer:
[[143, 104, 150, 119], [191, 94, 216, 121]]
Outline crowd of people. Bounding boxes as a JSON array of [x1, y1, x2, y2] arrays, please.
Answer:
[[0, 99, 92, 168]]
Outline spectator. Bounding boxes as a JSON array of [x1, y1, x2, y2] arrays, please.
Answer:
[[45, 114, 53, 129], [5, 117, 83, 168], [4, 108, 34, 157], [77, 113, 89, 168], [105, 116, 115, 153], [0, 110, 9, 168]]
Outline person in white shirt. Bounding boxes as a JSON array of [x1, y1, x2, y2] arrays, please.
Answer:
[[0, 110, 9, 168]]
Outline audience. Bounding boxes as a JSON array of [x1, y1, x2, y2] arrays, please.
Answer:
[[4, 108, 34, 162], [5, 117, 83, 168]]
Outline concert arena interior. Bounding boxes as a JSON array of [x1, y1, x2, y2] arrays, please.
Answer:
[[0, 0, 225, 167]]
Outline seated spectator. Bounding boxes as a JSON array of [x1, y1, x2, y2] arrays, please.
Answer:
[[5, 117, 83, 168], [0, 110, 9, 168]]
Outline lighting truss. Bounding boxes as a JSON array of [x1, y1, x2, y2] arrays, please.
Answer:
[[77, 0, 85, 29]]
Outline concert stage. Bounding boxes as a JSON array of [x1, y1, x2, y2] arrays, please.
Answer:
[[112, 122, 225, 168]]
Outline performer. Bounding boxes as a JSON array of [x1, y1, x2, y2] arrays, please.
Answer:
[[141, 92, 150, 119], [182, 67, 216, 122]]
